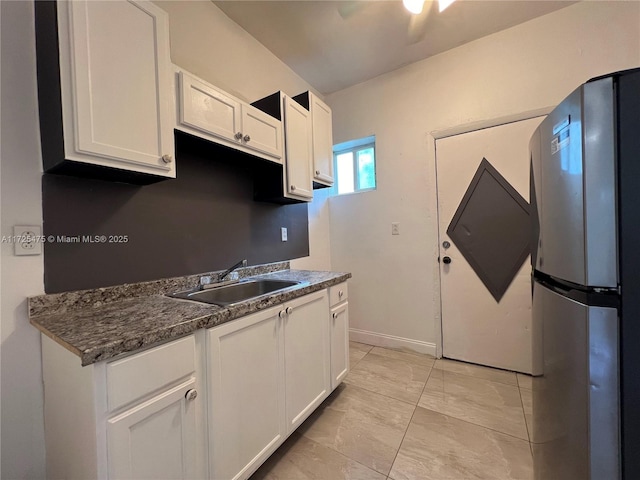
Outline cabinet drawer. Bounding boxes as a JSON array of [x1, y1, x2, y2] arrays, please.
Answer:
[[106, 335, 196, 412], [329, 282, 348, 306]]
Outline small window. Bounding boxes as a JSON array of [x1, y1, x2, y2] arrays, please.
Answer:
[[332, 136, 376, 195]]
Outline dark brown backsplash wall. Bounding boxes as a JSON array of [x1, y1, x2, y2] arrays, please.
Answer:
[[42, 132, 309, 293]]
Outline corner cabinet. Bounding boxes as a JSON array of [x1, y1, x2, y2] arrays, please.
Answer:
[[293, 92, 335, 188], [40, 333, 207, 480], [176, 70, 283, 163], [34, 0, 175, 182]]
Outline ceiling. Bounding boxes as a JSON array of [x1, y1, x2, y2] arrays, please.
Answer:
[[214, 0, 576, 95]]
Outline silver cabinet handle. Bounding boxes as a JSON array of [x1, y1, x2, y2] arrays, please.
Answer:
[[291, 185, 296, 191], [243, 134, 251, 142], [286, 307, 293, 315], [332, 312, 338, 319], [234, 132, 243, 140], [161, 154, 173, 164], [279, 310, 286, 318], [185, 389, 197, 401], [339, 290, 344, 298]]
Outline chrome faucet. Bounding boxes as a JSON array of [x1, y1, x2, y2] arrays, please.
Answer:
[[197, 259, 248, 291], [219, 259, 248, 282]]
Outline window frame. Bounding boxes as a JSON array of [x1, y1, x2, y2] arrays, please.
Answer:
[[332, 137, 377, 195]]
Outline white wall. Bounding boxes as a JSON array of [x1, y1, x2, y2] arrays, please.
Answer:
[[0, 2, 331, 478], [1, 2, 46, 478], [155, 0, 332, 271], [327, 1, 640, 354]]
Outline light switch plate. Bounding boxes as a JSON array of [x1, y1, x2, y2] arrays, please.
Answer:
[[14, 225, 42, 256], [281, 227, 288, 242]]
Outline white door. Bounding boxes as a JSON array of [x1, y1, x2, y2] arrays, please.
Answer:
[[179, 71, 242, 144], [330, 302, 349, 389], [283, 290, 330, 433], [107, 379, 198, 480], [207, 307, 286, 480], [240, 105, 283, 160], [283, 96, 313, 200], [63, 0, 174, 175], [436, 116, 544, 374]]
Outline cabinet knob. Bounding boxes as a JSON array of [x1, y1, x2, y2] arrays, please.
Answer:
[[286, 306, 293, 315], [185, 389, 197, 401], [291, 185, 296, 191], [234, 132, 243, 140], [339, 290, 344, 298], [279, 310, 286, 318], [332, 312, 338, 319], [243, 134, 251, 142], [315, 170, 320, 175], [161, 154, 173, 164]]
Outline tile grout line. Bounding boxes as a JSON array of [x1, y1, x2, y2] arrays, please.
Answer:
[[518, 385, 534, 456], [296, 433, 389, 479], [386, 363, 436, 479], [433, 364, 519, 387]]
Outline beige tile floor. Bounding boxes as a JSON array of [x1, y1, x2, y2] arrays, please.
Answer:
[[251, 342, 533, 480]]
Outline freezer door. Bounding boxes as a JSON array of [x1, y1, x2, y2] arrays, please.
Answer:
[[533, 77, 617, 287], [532, 281, 619, 480]]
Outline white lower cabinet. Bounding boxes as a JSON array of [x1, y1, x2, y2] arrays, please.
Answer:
[[330, 302, 350, 389], [107, 378, 198, 480], [329, 282, 350, 390], [207, 307, 286, 480], [40, 333, 206, 480], [282, 291, 331, 433], [207, 289, 331, 480], [40, 284, 348, 480]]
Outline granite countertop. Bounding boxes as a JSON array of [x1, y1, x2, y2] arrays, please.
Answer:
[[30, 265, 351, 366]]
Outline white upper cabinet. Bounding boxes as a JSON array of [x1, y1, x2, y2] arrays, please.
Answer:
[[293, 92, 334, 187], [283, 96, 314, 200], [177, 70, 283, 163], [37, 0, 175, 180]]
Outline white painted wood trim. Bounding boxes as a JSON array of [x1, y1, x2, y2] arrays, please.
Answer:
[[431, 106, 554, 140], [349, 328, 437, 357]]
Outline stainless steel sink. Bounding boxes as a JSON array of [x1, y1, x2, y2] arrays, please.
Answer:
[[169, 279, 302, 306]]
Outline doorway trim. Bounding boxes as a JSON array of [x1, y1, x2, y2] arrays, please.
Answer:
[[429, 106, 553, 359]]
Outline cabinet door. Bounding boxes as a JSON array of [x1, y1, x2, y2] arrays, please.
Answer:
[[107, 379, 198, 480], [284, 290, 330, 433], [311, 95, 334, 186], [330, 302, 350, 390], [62, 0, 174, 176], [241, 105, 283, 161], [283, 96, 313, 200], [179, 71, 242, 144], [208, 307, 286, 480]]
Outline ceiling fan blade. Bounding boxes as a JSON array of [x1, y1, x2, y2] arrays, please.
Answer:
[[406, 1, 434, 44], [337, 1, 368, 20]]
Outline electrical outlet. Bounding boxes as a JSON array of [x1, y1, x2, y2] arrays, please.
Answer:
[[14, 225, 42, 256], [281, 227, 288, 242], [391, 222, 400, 235]]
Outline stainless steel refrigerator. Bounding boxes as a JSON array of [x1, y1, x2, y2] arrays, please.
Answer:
[[530, 68, 640, 480]]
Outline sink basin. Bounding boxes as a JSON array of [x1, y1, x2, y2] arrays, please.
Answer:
[[170, 279, 302, 306]]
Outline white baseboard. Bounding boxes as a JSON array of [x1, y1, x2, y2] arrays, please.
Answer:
[[349, 328, 437, 358]]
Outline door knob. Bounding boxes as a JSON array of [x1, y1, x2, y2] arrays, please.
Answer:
[[185, 389, 197, 401], [286, 307, 293, 315], [332, 312, 338, 319], [243, 135, 251, 142], [234, 132, 243, 140], [161, 154, 173, 164], [442, 256, 452, 265]]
